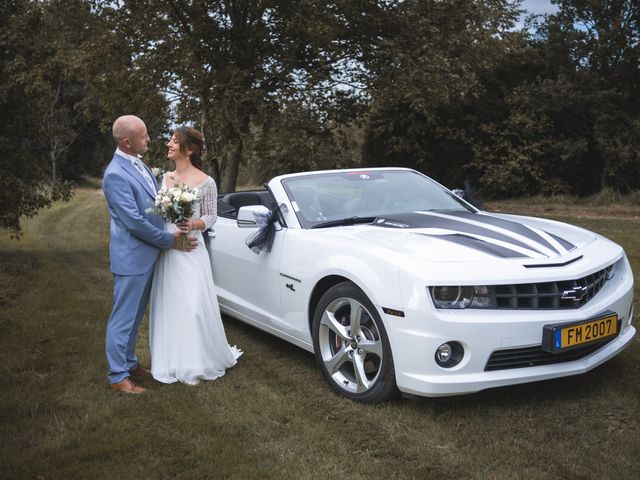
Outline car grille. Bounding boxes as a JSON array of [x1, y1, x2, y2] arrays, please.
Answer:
[[476, 265, 613, 309], [485, 340, 613, 371]]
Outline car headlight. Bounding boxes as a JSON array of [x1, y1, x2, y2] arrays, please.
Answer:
[[429, 286, 497, 309]]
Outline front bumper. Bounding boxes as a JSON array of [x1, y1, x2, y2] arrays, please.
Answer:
[[387, 256, 635, 397]]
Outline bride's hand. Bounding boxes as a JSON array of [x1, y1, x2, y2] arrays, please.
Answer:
[[176, 220, 193, 233]]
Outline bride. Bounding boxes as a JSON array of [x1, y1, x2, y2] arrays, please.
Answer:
[[149, 126, 242, 385]]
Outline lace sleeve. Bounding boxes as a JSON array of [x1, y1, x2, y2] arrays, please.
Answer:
[[199, 178, 218, 229]]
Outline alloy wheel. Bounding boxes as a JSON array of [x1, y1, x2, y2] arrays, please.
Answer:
[[317, 297, 384, 394]]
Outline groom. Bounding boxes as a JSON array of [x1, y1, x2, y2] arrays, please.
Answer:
[[103, 115, 195, 394]]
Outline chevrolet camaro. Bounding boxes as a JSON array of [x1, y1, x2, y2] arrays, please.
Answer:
[[207, 168, 635, 402]]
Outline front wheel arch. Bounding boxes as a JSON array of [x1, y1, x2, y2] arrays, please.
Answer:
[[308, 275, 352, 334]]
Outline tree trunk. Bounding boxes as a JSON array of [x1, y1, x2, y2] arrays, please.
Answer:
[[207, 155, 220, 186], [600, 153, 612, 190], [219, 113, 251, 193], [219, 140, 242, 193], [52, 155, 56, 185], [200, 105, 220, 185]]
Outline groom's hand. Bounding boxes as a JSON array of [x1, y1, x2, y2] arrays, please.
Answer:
[[172, 232, 198, 251], [187, 236, 199, 249]]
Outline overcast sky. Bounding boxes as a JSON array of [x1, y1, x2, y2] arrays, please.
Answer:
[[516, 0, 558, 29], [521, 0, 558, 16]]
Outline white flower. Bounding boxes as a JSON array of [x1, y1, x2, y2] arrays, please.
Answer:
[[180, 192, 196, 202]]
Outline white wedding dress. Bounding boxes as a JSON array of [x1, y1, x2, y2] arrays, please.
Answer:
[[149, 175, 242, 385]]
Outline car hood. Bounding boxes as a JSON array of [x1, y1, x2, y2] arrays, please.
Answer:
[[332, 210, 598, 263]]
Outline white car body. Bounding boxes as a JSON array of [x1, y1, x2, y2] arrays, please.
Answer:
[[208, 168, 635, 399]]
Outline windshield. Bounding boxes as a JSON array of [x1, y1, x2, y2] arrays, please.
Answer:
[[281, 169, 473, 229]]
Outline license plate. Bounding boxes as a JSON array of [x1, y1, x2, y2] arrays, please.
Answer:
[[542, 313, 619, 353]]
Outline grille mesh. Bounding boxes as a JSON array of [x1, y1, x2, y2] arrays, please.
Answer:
[[475, 265, 613, 310], [485, 340, 613, 371]]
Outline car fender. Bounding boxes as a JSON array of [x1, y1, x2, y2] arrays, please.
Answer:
[[278, 230, 405, 335], [308, 254, 405, 311]]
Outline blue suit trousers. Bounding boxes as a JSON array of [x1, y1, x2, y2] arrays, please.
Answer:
[[106, 266, 154, 384]]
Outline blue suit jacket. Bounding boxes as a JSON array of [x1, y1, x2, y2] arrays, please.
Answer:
[[103, 153, 174, 275]]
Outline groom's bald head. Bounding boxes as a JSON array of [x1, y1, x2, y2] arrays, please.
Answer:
[[112, 115, 144, 142], [112, 115, 149, 156]]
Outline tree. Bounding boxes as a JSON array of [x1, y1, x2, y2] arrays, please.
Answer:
[[361, 0, 522, 188], [1, 0, 173, 236], [0, 1, 73, 236], [472, 0, 640, 196], [94, 0, 377, 192], [554, 0, 640, 191]]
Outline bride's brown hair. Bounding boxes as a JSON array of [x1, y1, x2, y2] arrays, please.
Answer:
[[174, 126, 206, 170]]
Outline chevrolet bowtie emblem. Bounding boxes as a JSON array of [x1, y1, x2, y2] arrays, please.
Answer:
[[561, 285, 588, 301]]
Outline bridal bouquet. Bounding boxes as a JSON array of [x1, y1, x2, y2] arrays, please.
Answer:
[[146, 184, 201, 249]]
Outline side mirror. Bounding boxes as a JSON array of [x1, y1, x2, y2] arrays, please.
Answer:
[[237, 205, 270, 228], [451, 182, 483, 210]]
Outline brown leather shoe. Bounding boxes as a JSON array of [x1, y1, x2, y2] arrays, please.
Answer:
[[130, 364, 150, 377], [111, 378, 145, 394]]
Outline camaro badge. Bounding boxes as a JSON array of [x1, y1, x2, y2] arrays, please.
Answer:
[[561, 285, 588, 301]]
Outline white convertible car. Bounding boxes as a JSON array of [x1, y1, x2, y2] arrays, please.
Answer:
[[208, 168, 635, 402]]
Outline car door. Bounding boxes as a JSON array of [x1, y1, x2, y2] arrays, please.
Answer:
[[209, 209, 285, 330]]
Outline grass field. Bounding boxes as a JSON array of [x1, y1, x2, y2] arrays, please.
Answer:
[[1, 190, 638, 479]]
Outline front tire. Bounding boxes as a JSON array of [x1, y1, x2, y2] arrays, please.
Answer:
[[312, 282, 397, 402]]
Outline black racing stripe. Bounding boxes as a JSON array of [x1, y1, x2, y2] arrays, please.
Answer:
[[545, 231, 576, 251], [443, 211, 560, 254], [415, 233, 529, 258], [374, 212, 545, 256]]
